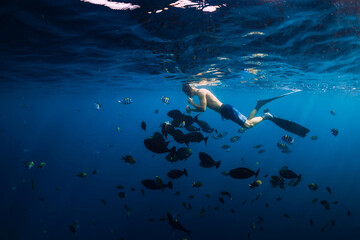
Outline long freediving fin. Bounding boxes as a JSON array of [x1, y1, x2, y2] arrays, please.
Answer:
[[270, 116, 310, 138]]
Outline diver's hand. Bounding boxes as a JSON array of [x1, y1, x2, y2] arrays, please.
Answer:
[[186, 105, 191, 113], [187, 97, 193, 105]]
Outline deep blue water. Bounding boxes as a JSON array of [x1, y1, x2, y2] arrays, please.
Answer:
[[1, 0, 360, 240]]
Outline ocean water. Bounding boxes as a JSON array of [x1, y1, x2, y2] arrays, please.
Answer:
[[1, 0, 360, 240]]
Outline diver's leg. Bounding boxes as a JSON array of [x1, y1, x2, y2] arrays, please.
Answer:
[[244, 116, 264, 128]]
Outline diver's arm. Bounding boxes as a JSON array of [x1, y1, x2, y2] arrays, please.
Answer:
[[187, 94, 206, 112]]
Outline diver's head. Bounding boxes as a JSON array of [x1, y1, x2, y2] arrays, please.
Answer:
[[182, 83, 196, 97]]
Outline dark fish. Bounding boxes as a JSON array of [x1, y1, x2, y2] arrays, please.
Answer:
[[124, 204, 131, 219], [326, 186, 332, 195], [276, 197, 282, 201], [321, 223, 329, 232], [309, 219, 313, 226], [279, 166, 301, 180], [118, 192, 127, 198], [160, 122, 175, 139], [238, 128, 247, 133], [141, 121, 146, 131], [229, 167, 259, 179], [192, 181, 202, 188], [171, 118, 185, 128], [182, 114, 196, 127], [185, 125, 200, 132], [222, 144, 231, 149], [199, 152, 221, 169], [187, 204, 193, 210], [167, 110, 183, 119], [253, 144, 262, 149], [220, 191, 232, 200], [281, 135, 294, 144], [165, 152, 178, 163], [320, 200, 330, 210], [258, 149, 265, 154], [154, 109, 159, 114], [333, 201, 339, 205], [101, 199, 107, 206], [330, 219, 336, 226], [283, 214, 290, 219], [141, 189, 145, 196], [218, 197, 225, 204], [144, 133, 176, 154], [277, 142, 290, 153], [141, 179, 173, 190], [308, 183, 318, 191], [37, 162, 46, 168], [312, 198, 318, 204], [194, 115, 213, 133], [230, 208, 235, 213], [249, 180, 262, 189], [76, 172, 87, 178], [171, 129, 186, 144], [270, 176, 285, 189], [242, 200, 247, 206], [347, 210, 351, 216], [230, 136, 241, 143], [159, 217, 167, 222], [122, 155, 136, 165], [200, 208, 206, 217], [331, 128, 339, 136], [174, 191, 181, 196], [167, 169, 188, 179], [265, 203, 269, 208], [92, 169, 98, 175], [188, 195, 194, 199], [217, 132, 228, 137], [131, 187, 135, 192], [205, 194, 211, 198], [310, 136, 318, 140], [330, 110, 336, 116], [167, 213, 191, 236], [175, 147, 192, 160], [68, 225, 76, 234], [116, 185, 124, 189], [184, 132, 209, 145]]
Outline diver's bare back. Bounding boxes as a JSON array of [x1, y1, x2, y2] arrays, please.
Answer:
[[199, 89, 223, 112]]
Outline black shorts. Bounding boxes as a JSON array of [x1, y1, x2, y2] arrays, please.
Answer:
[[220, 104, 247, 128]]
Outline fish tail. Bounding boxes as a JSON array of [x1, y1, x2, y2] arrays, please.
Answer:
[[167, 181, 173, 189], [255, 169, 260, 178], [170, 147, 176, 156], [204, 136, 209, 145], [184, 168, 188, 176], [297, 174, 302, 181], [216, 161, 221, 169], [194, 114, 199, 122]]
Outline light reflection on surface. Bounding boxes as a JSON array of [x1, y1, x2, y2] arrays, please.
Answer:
[[242, 32, 265, 37], [243, 53, 268, 60], [80, 0, 140, 10], [194, 78, 221, 86]]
